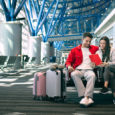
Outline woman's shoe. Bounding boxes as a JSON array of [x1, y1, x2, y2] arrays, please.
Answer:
[[100, 87, 109, 94], [113, 99, 115, 104]]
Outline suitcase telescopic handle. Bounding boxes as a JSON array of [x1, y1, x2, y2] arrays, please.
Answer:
[[56, 71, 58, 75]]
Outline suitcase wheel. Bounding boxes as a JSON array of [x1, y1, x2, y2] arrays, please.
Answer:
[[33, 96, 37, 100], [45, 95, 49, 101], [38, 96, 47, 101], [33, 96, 47, 101], [61, 99, 64, 103], [54, 97, 58, 102], [54, 97, 65, 103]]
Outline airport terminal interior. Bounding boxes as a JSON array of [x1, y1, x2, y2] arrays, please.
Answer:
[[0, 0, 115, 115]]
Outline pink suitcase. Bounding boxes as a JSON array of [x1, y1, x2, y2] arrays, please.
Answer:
[[33, 72, 46, 100]]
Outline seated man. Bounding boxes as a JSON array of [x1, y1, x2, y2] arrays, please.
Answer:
[[65, 32, 98, 106]]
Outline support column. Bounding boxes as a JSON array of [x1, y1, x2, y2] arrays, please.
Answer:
[[0, 22, 22, 56], [49, 44, 54, 57], [41, 42, 50, 63], [54, 49, 61, 64], [54, 48, 57, 57], [0, 22, 22, 69], [28, 36, 41, 64], [22, 36, 29, 55], [49, 43, 56, 63]]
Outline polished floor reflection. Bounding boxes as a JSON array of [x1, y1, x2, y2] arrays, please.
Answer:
[[0, 64, 115, 115]]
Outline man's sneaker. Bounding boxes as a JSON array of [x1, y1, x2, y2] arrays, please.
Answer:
[[113, 99, 115, 104], [100, 87, 109, 94], [80, 97, 89, 106], [88, 98, 94, 105]]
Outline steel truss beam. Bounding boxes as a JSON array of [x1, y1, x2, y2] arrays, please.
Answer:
[[44, 0, 67, 42], [0, 0, 27, 21], [44, 0, 59, 42], [56, 1, 111, 35], [66, 0, 110, 16], [51, 1, 110, 20], [53, 39, 82, 51], [59, 0, 109, 10], [24, 0, 60, 41], [47, 34, 83, 42]]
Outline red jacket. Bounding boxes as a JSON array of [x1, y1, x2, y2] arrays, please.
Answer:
[[65, 44, 99, 69]]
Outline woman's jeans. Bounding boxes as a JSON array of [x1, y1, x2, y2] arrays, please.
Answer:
[[104, 65, 115, 93]]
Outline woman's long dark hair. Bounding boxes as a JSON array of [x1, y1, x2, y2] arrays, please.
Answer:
[[100, 36, 111, 62]]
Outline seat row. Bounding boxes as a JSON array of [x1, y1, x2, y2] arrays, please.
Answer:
[[0, 55, 36, 71]]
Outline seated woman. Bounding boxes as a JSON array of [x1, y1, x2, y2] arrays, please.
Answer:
[[106, 65, 115, 104], [96, 36, 115, 104]]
